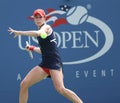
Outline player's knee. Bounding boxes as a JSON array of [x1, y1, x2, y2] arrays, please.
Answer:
[[20, 80, 30, 90], [55, 86, 66, 95]]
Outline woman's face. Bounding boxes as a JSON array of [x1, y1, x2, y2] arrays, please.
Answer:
[[34, 14, 45, 27]]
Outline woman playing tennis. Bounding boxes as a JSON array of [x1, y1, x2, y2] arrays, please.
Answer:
[[8, 9, 83, 103]]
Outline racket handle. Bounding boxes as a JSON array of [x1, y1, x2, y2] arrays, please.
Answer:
[[26, 41, 33, 59]]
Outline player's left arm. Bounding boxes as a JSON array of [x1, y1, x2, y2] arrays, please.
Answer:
[[8, 25, 52, 38]]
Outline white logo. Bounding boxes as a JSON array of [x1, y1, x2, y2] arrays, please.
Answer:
[[50, 38, 57, 44], [45, 6, 114, 65]]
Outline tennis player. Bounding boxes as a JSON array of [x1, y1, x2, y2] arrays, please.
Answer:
[[8, 9, 83, 103]]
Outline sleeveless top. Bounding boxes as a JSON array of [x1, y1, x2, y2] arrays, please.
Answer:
[[37, 31, 63, 70]]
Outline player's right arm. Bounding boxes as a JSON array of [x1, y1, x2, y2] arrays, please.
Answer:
[[34, 47, 41, 54], [26, 45, 41, 54]]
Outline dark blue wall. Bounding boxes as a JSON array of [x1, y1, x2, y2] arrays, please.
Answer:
[[0, 0, 120, 103]]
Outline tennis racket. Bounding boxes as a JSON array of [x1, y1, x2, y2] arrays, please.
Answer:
[[26, 41, 33, 59]]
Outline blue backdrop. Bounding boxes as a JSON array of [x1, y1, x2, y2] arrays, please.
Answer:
[[0, 0, 120, 103]]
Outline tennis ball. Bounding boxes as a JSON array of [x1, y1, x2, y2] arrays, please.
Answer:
[[40, 32, 47, 39], [66, 6, 88, 25]]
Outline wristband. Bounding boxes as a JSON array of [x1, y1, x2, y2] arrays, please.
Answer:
[[28, 46, 35, 51]]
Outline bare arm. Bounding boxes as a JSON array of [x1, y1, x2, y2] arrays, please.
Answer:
[[8, 25, 52, 38], [26, 45, 41, 54], [34, 47, 41, 54], [8, 27, 44, 37], [14, 30, 40, 37]]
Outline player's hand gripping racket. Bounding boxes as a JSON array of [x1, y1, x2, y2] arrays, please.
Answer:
[[26, 41, 33, 59]]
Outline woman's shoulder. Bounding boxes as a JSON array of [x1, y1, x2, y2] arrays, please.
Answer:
[[42, 24, 53, 35], [42, 24, 52, 29]]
